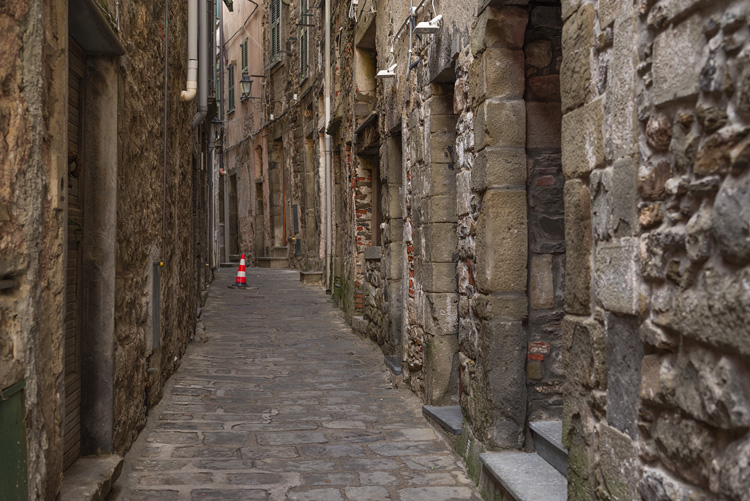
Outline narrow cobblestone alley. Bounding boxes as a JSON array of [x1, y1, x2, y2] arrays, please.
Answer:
[[109, 268, 480, 501]]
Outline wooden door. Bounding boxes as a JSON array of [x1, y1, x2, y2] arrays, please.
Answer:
[[63, 40, 85, 471]]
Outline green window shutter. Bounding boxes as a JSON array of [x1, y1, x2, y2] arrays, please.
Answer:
[[241, 39, 248, 73], [271, 0, 281, 62], [299, 0, 308, 79], [228, 64, 235, 112]]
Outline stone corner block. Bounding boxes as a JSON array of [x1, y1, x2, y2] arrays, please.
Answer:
[[476, 190, 527, 294], [421, 262, 458, 293], [595, 238, 646, 315], [562, 96, 604, 179], [474, 99, 526, 152], [471, 147, 527, 192], [561, 3, 595, 112], [564, 179, 593, 315], [469, 48, 525, 103], [472, 293, 528, 321]]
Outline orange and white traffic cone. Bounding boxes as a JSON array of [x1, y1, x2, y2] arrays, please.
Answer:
[[232, 254, 248, 287]]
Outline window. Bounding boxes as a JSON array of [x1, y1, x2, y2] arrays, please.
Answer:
[[228, 63, 235, 112], [270, 0, 281, 63], [241, 38, 248, 74], [299, 0, 309, 79]]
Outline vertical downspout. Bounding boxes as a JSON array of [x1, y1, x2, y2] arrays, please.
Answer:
[[208, 0, 215, 270], [324, 0, 332, 291], [218, 2, 226, 263], [163, 0, 169, 259], [192, 0, 208, 127], [181, 0, 198, 100]]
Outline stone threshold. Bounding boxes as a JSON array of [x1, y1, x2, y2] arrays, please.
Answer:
[[60, 455, 123, 501], [480, 451, 567, 501], [299, 270, 324, 285], [384, 355, 402, 375], [529, 420, 568, 477], [422, 405, 463, 435]]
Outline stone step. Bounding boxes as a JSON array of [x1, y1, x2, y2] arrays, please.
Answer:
[[60, 455, 124, 501], [220, 262, 238, 268], [480, 451, 567, 501], [384, 355, 402, 376], [270, 246, 288, 258], [299, 270, 324, 285], [530, 420, 568, 477], [422, 405, 462, 435], [256, 257, 288, 269]]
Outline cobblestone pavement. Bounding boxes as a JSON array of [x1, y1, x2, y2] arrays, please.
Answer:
[[110, 268, 480, 501]]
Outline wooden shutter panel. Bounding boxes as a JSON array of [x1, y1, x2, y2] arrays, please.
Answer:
[[241, 39, 248, 73], [228, 64, 235, 111], [271, 0, 280, 62]]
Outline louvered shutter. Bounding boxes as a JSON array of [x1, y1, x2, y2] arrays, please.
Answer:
[[299, 0, 308, 79], [228, 64, 235, 112], [271, 0, 281, 62], [241, 39, 248, 73]]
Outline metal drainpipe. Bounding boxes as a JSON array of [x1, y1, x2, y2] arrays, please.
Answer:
[[181, 0, 198, 101], [192, 0, 208, 127], [218, 1, 226, 265], [324, 0, 332, 292], [163, 0, 169, 260]]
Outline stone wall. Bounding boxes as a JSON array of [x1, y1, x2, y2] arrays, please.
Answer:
[[0, 0, 67, 496], [0, 0, 208, 496], [561, 0, 750, 498], [523, 0, 565, 424], [113, 0, 201, 454]]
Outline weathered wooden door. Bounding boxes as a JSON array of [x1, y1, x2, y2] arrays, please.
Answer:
[[63, 39, 85, 470]]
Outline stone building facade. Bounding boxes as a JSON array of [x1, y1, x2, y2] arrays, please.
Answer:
[[220, 0, 326, 270], [0, 0, 212, 497], [222, 0, 750, 498], [561, 0, 750, 498]]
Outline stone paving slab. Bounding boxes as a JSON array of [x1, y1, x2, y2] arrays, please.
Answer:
[[109, 268, 480, 501]]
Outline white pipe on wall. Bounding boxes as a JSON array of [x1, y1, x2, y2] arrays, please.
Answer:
[[181, 0, 198, 101], [324, 0, 332, 291], [192, 0, 208, 126]]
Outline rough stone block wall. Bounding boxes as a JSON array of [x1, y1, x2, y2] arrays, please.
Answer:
[[460, 3, 531, 450], [364, 255, 385, 344], [524, 0, 565, 423], [0, 0, 205, 496], [113, 0, 198, 454], [561, 0, 750, 498], [0, 0, 67, 496]]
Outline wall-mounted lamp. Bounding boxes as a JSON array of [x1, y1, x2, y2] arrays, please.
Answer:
[[376, 45, 397, 79], [414, 14, 442, 35], [240, 72, 265, 101], [376, 63, 398, 79]]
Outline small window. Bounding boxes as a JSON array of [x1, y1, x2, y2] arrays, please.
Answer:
[[228, 63, 235, 112], [299, 0, 309, 80], [270, 0, 281, 63], [241, 39, 248, 73]]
